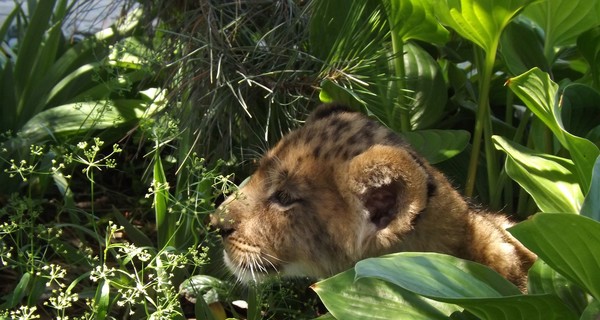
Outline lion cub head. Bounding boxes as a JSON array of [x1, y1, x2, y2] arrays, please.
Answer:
[[210, 104, 439, 282]]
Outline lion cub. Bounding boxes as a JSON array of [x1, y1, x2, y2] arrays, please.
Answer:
[[211, 103, 535, 289]]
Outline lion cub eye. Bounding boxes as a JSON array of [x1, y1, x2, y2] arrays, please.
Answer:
[[270, 190, 300, 208]]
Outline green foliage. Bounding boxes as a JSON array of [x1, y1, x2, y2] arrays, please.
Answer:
[[313, 268, 463, 320], [506, 68, 599, 192], [0, 1, 164, 196], [522, 0, 600, 62], [3, 0, 600, 318], [310, 0, 600, 318], [511, 214, 600, 301]]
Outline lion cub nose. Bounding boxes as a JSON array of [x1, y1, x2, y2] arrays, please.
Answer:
[[210, 209, 235, 239]]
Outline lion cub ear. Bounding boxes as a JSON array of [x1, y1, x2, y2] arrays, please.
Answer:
[[346, 145, 427, 229]]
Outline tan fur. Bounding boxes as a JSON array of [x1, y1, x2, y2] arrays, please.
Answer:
[[210, 103, 536, 289]]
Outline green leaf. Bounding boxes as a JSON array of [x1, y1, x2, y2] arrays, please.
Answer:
[[510, 213, 600, 301], [493, 135, 583, 213], [14, 0, 57, 95], [312, 268, 461, 320], [402, 130, 470, 164], [319, 80, 366, 110], [4, 272, 32, 309], [578, 26, 600, 90], [384, 0, 449, 44], [581, 299, 600, 320], [17, 99, 155, 143], [314, 314, 337, 320], [527, 260, 589, 314], [500, 17, 550, 75], [559, 84, 600, 143], [433, 0, 535, 54], [94, 279, 110, 320], [355, 252, 578, 320], [154, 154, 171, 249], [404, 43, 448, 130], [523, 0, 600, 61], [581, 156, 600, 221], [179, 275, 229, 305], [507, 68, 600, 193], [0, 4, 20, 43], [356, 253, 521, 298]]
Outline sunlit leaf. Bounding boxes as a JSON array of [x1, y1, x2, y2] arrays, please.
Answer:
[[384, 0, 449, 44], [507, 68, 600, 193], [312, 268, 461, 320], [493, 135, 583, 213], [523, 0, 600, 61], [433, 0, 535, 54], [17, 99, 158, 143], [510, 213, 600, 301], [319, 80, 365, 110], [355, 252, 577, 320], [154, 153, 171, 249], [94, 279, 110, 320]]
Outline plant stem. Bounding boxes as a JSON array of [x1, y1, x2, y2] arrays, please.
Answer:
[[390, 30, 411, 132], [465, 43, 499, 201]]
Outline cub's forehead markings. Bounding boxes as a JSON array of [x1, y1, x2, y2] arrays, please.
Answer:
[[265, 113, 411, 165]]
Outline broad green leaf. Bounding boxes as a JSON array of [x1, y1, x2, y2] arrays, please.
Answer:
[[510, 213, 600, 301], [581, 156, 600, 221], [356, 253, 521, 298], [523, 0, 600, 61], [581, 299, 600, 320], [433, 0, 535, 54], [559, 84, 600, 143], [179, 275, 229, 305], [527, 260, 589, 314], [578, 26, 600, 90], [402, 130, 470, 164], [507, 68, 600, 193], [17, 99, 156, 143], [404, 43, 448, 130], [312, 268, 461, 320], [500, 17, 549, 76], [355, 252, 578, 320], [384, 0, 449, 44], [493, 136, 583, 213]]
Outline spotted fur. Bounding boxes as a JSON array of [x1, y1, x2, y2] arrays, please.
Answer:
[[211, 103, 535, 289]]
